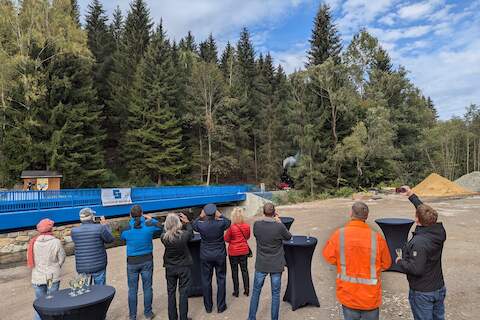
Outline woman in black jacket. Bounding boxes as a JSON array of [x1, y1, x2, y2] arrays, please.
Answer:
[[161, 213, 194, 320]]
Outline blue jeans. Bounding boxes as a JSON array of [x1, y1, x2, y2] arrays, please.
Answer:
[[409, 286, 446, 320], [342, 306, 379, 320], [248, 271, 282, 320], [88, 269, 106, 285], [33, 281, 60, 320], [127, 260, 154, 320]]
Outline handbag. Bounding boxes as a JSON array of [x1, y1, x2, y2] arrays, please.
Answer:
[[235, 224, 253, 258]]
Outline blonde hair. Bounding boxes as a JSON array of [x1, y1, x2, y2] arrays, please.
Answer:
[[163, 213, 183, 242], [231, 207, 246, 224]]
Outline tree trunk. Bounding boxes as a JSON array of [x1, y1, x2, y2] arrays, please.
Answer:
[[206, 130, 211, 186], [331, 105, 338, 147], [253, 135, 258, 183], [309, 151, 314, 198], [467, 135, 470, 174], [199, 128, 203, 183]]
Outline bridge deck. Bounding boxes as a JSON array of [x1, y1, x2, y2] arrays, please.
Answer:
[[0, 185, 248, 232]]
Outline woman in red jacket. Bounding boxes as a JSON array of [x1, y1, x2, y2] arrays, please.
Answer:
[[224, 207, 251, 297]]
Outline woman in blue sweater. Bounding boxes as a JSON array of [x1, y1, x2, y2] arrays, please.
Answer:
[[121, 205, 163, 320]]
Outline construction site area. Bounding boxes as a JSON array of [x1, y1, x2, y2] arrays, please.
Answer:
[[1, 171, 480, 319]]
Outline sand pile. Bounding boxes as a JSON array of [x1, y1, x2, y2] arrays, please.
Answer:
[[455, 171, 480, 192], [413, 173, 475, 197]]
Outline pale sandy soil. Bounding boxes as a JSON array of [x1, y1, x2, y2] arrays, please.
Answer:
[[1, 194, 479, 320]]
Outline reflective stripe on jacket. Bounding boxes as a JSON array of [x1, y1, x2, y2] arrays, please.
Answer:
[[323, 220, 392, 310]]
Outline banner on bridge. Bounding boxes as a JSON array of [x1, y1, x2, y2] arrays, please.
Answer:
[[101, 188, 132, 206]]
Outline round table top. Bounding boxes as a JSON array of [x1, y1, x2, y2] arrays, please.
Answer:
[[190, 233, 201, 242], [34, 285, 115, 313], [280, 216, 295, 224], [375, 218, 415, 225], [284, 235, 317, 247]]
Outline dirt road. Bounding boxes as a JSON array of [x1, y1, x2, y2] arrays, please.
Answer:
[[1, 194, 478, 319]]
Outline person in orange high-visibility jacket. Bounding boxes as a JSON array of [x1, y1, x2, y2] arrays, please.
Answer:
[[323, 202, 392, 320]]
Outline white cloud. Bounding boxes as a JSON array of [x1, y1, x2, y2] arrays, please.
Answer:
[[397, 0, 443, 20], [272, 49, 307, 74], [378, 13, 396, 26], [398, 40, 480, 118], [80, 0, 310, 42], [338, 0, 395, 32], [370, 25, 432, 42]]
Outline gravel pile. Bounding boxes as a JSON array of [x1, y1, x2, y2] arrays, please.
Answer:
[[455, 171, 480, 192]]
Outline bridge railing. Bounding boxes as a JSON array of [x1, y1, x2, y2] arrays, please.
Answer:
[[0, 185, 249, 214]]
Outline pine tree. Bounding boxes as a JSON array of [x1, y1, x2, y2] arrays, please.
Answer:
[[199, 33, 218, 64], [234, 27, 258, 181], [220, 41, 235, 87], [110, 6, 124, 47], [257, 53, 282, 186], [306, 3, 342, 66], [46, 52, 108, 187], [106, 0, 152, 171], [85, 0, 115, 111], [125, 25, 186, 184], [70, 0, 81, 27], [426, 96, 438, 120]]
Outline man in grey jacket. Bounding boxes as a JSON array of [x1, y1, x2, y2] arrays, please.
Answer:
[[248, 203, 292, 320], [71, 208, 115, 285]]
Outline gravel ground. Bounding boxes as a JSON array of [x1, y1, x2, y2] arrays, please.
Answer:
[[1, 194, 479, 320]]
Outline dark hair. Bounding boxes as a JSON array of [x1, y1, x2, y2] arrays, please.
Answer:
[[352, 202, 369, 220], [263, 203, 275, 216], [130, 205, 143, 229], [416, 204, 438, 226]]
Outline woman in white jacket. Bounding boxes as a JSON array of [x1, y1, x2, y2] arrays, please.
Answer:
[[27, 218, 66, 320]]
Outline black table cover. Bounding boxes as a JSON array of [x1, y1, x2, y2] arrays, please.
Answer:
[[33, 285, 115, 320], [280, 217, 294, 231], [283, 236, 320, 311], [375, 218, 415, 272], [187, 233, 203, 297]]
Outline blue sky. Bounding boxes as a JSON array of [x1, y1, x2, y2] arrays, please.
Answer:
[[78, 0, 480, 119]]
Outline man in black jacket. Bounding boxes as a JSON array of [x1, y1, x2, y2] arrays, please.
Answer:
[[193, 203, 231, 313], [397, 186, 447, 320]]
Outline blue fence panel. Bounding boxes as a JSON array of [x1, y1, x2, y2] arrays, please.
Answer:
[[0, 185, 249, 214]]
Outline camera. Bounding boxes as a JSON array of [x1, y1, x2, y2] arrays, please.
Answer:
[[93, 215, 104, 223]]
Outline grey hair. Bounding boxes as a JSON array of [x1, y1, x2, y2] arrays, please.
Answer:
[[352, 202, 369, 220], [163, 213, 183, 242]]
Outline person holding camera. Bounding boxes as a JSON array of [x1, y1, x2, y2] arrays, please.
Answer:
[[193, 203, 231, 313], [71, 207, 115, 285], [161, 213, 194, 320], [248, 203, 291, 320], [397, 186, 447, 320], [121, 205, 163, 320]]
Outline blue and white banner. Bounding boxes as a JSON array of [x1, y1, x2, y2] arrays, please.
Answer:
[[101, 188, 132, 206]]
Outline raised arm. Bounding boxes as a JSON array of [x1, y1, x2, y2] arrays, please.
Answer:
[[401, 185, 423, 208]]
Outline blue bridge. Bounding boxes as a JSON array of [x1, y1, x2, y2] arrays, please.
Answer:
[[0, 185, 249, 232]]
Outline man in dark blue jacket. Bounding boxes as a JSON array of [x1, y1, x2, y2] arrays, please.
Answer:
[[397, 186, 447, 320], [71, 208, 115, 285], [193, 203, 231, 313]]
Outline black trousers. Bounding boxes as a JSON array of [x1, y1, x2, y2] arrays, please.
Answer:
[[200, 258, 227, 312], [166, 266, 191, 320], [229, 255, 249, 294]]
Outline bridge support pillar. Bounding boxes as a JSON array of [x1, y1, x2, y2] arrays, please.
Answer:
[[222, 192, 272, 218]]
